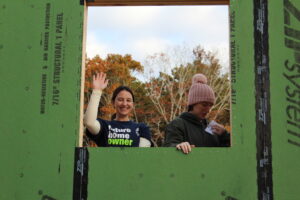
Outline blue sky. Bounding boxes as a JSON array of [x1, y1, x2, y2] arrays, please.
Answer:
[[86, 6, 229, 72]]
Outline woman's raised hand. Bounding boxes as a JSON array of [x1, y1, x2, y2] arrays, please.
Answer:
[[92, 72, 109, 90]]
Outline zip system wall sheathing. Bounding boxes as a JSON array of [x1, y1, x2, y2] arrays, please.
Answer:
[[0, 1, 84, 199], [0, 0, 299, 200]]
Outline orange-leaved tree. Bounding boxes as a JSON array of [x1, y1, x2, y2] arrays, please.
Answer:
[[83, 54, 144, 146]]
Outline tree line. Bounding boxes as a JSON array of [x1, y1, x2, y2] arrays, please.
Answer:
[[83, 45, 230, 147]]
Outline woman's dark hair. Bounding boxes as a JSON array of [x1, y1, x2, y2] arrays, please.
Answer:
[[111, 113, 116, 120], [111, 86, 135, 102], [187, 105, 194, 112]]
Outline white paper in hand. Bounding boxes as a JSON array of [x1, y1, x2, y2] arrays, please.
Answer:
[[205, 120, 218, 135]]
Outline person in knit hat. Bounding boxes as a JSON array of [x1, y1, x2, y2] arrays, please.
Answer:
[[164, 73, 230, 154]]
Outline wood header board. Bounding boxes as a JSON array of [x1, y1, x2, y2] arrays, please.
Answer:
[[86, 0, 229, 6]]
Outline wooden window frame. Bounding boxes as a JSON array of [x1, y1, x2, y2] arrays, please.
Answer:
[[86, 0, 229, 6]]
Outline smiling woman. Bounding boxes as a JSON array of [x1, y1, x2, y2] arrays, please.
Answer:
[[83, 72, 152, 147]]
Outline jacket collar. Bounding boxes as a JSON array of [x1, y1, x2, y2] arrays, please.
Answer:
[[179, 112, 208, 127]]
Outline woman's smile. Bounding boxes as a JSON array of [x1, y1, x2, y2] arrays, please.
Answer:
[[114, 90, 134, 117]]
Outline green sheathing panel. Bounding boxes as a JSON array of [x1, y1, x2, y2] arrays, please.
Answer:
[[86, 1, 257, 199], [0, 1, 84, 199], [269, 0, 300, 199], [3, 0, 299, 199]]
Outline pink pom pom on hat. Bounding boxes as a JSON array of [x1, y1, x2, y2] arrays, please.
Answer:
[[192, 73, 207, 84], [188, 73, 215, 105]]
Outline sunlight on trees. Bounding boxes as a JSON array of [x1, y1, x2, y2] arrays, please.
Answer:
[[83, 45, 230, 147]]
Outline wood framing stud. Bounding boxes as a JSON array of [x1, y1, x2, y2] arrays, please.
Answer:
[[87, 0, 229, 6]]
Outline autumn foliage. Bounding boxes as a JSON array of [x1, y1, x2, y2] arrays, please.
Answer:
[[83, 46, 230, 147]]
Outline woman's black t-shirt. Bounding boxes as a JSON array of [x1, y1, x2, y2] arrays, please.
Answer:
[[86, 119, 151, 147]]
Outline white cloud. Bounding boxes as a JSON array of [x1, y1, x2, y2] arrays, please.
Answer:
[[87, 6, 161, 30], [86, 5, 230, 69], [131, 37, 170, 60], [86, 32, 110, 58]]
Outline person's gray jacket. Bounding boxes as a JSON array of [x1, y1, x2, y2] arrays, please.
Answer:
[[164, 112, 230, 147]]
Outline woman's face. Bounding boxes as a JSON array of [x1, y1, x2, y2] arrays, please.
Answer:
[[190, 101, 213, 119], [113, 90, 134, 117]]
